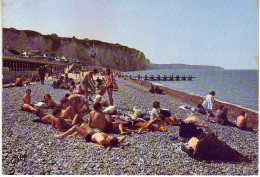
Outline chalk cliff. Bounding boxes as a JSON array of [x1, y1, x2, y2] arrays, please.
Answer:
[[3, 28, 152, 71]]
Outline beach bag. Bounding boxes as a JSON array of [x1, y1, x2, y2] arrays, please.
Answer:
[[103, 106, 116, 114], [133, 107, 143, 118], [160, 109, 171, 117]]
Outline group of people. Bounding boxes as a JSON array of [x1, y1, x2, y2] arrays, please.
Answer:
[[148, 83, 163, 94], [18, 69, 252, 162], [201, 91, 253, 131]]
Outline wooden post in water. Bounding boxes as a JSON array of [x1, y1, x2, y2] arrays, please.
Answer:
[[176, 75, 179, 81], [182, 75, 186, 80], [145, 75, 148, 80], [170, 75, 173, 81], [138, 74, 141, 80], [157, 75, 160, 81], [163, 75, 167, 81], [151, 75, 154, 80]]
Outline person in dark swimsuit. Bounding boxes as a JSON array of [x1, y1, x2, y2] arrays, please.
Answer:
[[54, 123, 126, 147]]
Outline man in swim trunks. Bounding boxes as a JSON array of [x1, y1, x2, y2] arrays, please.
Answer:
[[89, 102, 143, 134], [54, 123, 126, 147], [105, 68, 114, 105], [15, 75, 25, 86], [82, 69, 98, 101]]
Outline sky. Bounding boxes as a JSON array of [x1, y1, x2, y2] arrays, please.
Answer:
[[2, 0, 259, 69]]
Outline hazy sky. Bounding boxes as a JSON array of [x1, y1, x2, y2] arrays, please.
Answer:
[[2, 0, 259, 69]]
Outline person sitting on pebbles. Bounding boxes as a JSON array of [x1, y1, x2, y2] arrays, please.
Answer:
[[54, 123, 126, 147], [148, 83, 155, 93], [88, 102, 143, 135], [22, 89, 45, 118], [94, 88, 109, 107], [75, 81, 85, 94], [43, 93, 63, 109]]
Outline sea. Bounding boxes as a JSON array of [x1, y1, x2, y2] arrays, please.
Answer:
[[124, 69, 259, 113]]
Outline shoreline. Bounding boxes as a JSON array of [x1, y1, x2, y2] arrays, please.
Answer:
[[128, 78, 259, 130]]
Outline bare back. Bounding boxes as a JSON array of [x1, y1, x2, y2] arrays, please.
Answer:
[[237, 115, 246, 128], [83, 72, 92, 82], [89, 110, 106, 131]]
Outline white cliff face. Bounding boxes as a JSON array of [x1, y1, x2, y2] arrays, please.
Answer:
[[3, 28, 151, 71]]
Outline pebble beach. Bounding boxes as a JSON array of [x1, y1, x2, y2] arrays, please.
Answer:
[[2, 76, 258, 175]]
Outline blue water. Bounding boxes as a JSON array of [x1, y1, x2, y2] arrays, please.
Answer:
[[125, 69, 259, 112]]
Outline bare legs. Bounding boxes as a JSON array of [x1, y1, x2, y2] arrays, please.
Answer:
[[54, 125, 89, 139], [22, 104, 38, 114], [206, 110, 212, 121], [107, 88, 113, 106]]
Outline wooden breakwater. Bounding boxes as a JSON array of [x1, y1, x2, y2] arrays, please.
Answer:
[[129, 74, 196, 81]]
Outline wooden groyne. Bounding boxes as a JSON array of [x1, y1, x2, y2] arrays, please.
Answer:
[[129, 74, 196, 81]]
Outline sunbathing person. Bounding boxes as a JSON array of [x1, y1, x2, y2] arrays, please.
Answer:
[[150, 101, 180, 126], [181, 132, 250, 162], [216, 107, 236, 127], [22, 89, 45, 118], [43, 93, 63, 109], [89, 102, 143, 135], [212, 105, 224, 122], [154, 86, 163, 94], [75, 81, 85, 94], [39, 108, 82, 132], [54, 123, 126, 147], [94, 88, 109, 107]]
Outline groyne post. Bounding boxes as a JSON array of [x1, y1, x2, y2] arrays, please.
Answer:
[[144, 75, 148, 80], [157, 75, 160, 81], [151, 75, 154, 80], [163, 75, 167, 81], [176, 75, 179, 81]]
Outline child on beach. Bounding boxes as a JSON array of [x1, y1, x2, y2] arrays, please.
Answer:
[[75, 81, 85, 94], [94, 88, 109, 107], [22, 89, 45, 118], [202, 91, 215, 121], [212, 105, 224, 122]]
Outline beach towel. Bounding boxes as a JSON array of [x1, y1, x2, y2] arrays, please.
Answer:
[[34, 102, 48, 108], [103, 106, 116, 114]]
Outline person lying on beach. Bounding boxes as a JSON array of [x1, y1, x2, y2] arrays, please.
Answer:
[[148, 83, 155, 93], [181, 132, 250, 162], [43, 93, 63, 109], [22, 89, 45, 118], [54, 76, 70, 89], [212, 105, 224, 122], [15, 75, 30, 87], [54, 123, 126, 147], [88, 102, 143, 135], [82, 69, 98, 101], [179, 113, 208, 140], [94, 88, 109, 107], [202, 91, 215, 121], [38, 108, 82, 131]]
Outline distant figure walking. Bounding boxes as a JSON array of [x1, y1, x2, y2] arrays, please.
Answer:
[[202, 91, 215, 121], [39, 65, 46, 84]]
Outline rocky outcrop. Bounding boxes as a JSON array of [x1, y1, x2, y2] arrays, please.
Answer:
[[3, 28, 152, 71]]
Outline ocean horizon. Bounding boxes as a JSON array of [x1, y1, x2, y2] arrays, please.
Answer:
[[124, 69, 259, 113]]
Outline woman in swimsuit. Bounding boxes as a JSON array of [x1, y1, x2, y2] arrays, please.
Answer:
[[105, 68, 114, 106], [44, 93, 62, 108], [54, 123, 126, 147]]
